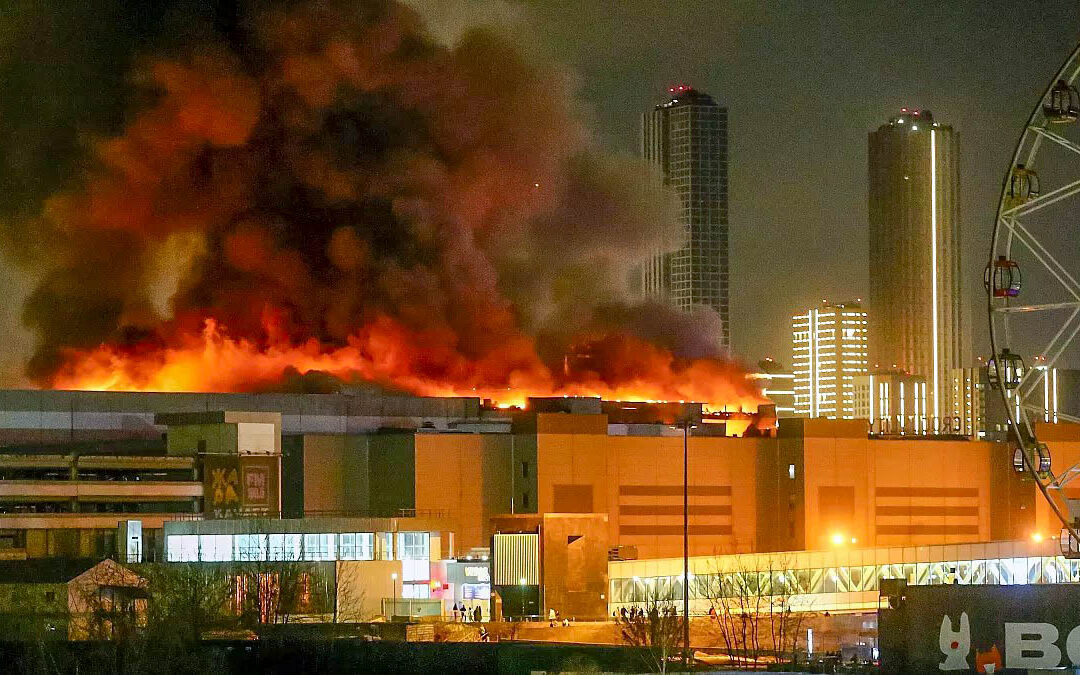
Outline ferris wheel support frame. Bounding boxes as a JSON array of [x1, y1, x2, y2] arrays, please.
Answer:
[[988, 42, 1080, 552]]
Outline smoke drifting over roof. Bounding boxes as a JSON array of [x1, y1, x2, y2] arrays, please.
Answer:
[[3, 0, 759, 407]]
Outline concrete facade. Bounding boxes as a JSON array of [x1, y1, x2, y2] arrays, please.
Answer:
[[0, 389, 1077, 569], [491, 513, 609, 621]]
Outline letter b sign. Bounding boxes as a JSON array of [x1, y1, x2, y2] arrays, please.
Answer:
[[1006, 623, 1061, 669]]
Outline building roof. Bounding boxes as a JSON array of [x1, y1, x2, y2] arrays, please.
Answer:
[[0, 558, 105, 584], [656, 87, 719, 109], [0, 438, 166, 457]]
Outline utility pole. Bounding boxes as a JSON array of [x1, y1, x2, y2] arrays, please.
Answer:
[[683, 418, 691, 666]]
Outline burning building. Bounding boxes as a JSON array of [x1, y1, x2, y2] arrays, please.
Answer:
[[0, 0, 758, 415]]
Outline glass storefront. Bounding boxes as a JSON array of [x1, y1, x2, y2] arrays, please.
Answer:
[[609, 554, 1080, 605], [166, 531, 427, 564]]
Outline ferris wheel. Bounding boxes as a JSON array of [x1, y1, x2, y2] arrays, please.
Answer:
[[988, 41, 1080, 556]]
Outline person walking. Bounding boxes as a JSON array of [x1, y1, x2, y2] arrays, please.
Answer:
[[474, 605, 482, 623], [548, 607, 556, 627]]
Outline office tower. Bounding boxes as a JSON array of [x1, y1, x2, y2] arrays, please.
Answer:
[[640, 85, 730, 350], [855, 371, 930, 435], [966, 363, 1080, 441], [792, 301, 869, 418], [747, 359, 797, 418], [868, 109, 967, 427], [949, 367, 985, 439]]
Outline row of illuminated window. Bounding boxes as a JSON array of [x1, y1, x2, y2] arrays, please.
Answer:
[[610, 556, 1080, 604], [166, 532, 430, 566]]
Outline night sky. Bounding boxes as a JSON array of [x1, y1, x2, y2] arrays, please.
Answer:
[[495, 0, 1080, 367], [0, 0, 1078, 381]]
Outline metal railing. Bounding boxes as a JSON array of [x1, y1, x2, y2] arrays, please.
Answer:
[[164, 508, 451, 522]]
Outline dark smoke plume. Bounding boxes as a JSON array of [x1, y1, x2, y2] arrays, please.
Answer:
[[2, 0, 758, 405]]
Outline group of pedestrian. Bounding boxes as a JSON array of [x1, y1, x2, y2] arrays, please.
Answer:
[[452, 602, 482, 623], [617, 606, 662, 621]]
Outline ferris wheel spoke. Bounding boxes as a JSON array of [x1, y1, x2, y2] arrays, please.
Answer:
[[1028, 125, 1080, 158], [1020, 402, 1080, 428], [1001, 175, 1080, 218], [1018, 306, 1080, 399], [1047, 453, 1080, 491], [1018, 401, 1049, 419], [1002, 217, 1080, 300], [994, 301, 1080, 313]]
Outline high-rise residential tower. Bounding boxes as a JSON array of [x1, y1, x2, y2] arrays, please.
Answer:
[[640, 85, 730, 350], [868, 109, 967, 427], [792, 301, 868, 418]]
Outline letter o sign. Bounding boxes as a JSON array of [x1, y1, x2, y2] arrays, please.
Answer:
[[1066, 625, 1080, 664]]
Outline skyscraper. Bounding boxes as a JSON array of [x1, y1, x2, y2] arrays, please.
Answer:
[[792, 301, 868, 418], [868, 109, 967, 427], [640, 86, 729, 350]]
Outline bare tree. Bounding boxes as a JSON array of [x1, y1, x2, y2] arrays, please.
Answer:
[[138, 562, 235, 642], [332, 561, 371, 624], [87, 561, 234, 674], [232, 534, 334, 627], [616, 587, 685, 674], [701, 554, 810, 668]]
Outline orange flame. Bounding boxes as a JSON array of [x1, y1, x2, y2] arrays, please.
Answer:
[[45, 317, 764, 411]]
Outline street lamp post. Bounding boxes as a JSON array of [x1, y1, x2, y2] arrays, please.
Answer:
[[682, 419, 691, 666], [519, 576, 527, 621], [391, 572, 398, 621]]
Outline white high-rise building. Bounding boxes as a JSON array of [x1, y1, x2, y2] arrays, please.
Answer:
[[640, 85, 729, 350], [792, 301, 869, 418]]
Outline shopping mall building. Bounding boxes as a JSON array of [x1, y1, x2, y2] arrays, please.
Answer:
[[0, 389, 1078, 627]]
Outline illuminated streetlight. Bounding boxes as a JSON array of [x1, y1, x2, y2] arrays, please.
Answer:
[[519, 576, 527, 621]]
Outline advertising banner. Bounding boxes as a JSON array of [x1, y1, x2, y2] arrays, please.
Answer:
[[203, 454, 242, 519], [239, 454, 280, 516], [880, 583, 1080, 674]]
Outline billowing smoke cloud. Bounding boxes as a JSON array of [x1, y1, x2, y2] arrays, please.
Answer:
[[5, 0, 760, 407]]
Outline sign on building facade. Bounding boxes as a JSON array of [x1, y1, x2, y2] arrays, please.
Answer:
[[881, 583, 1080, 673]]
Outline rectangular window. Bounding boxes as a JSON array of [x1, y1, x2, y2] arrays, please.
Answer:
[[269, 533, 302, 561], [522, 491, 530, 509], [402, 559, 429, 582], [167, 534, 199, 562], [234, 534, 268, 562], [522, 461, 529, 478], [397, 532, 430, 560], [199, 534, 233, 562], [401, 583, 430, 599], [303, 533, 337, 561], [339, 533, 374, 560]]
